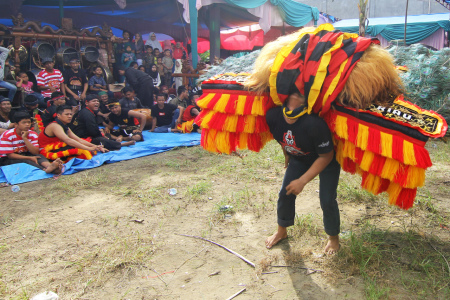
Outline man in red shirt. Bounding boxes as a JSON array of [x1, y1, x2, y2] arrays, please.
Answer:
[[0, 111, 62, 173], [37, 58, 66, 102]]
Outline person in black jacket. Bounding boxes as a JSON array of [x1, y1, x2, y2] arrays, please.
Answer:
[[118, 66, 154, 107], [70, 95, 134, 150]]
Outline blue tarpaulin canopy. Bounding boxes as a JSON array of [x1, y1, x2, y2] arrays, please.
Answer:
[[334, 13, 450, 44]]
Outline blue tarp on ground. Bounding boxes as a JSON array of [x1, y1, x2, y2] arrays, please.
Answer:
[[0, 132, 201, 185]]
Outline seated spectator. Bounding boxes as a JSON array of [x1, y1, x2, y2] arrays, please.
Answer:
[[148, 64, 161, 91], [106, 101, 146, 141], [39, 92, 71, 129], [119, 86, 145, 109], [133, 33, 145, 66], [162, 49, 173, 87], [16, 95, 40, 132], [37, 58, 66, 105], [98, 42, 109, 67], [150, 94, 181, 133], [88, 66, 114, 98], [97, 91, 111, 126], [0, 111, 63, 174], [0, 42, 17, 101], [169, 85, 189, 110], [177, 89, 202, 133], [172, 59, 182, 90], [145, 32, 162, 52], [63, 58, 88, 106], [0, 96, 15, 135], [142, 46, 154, 72], [38, 105, 107, 161], [172, 42, 187, 60], [70, 95, 134, 150], [16, 71, 46, 108], [130, 62, 139, 69], [153, 48, 161, 64], [118, 66, 154, 107], [138, 65, 146, 73], [160, 85, 174, 103], [156, 56, 165, 81], [121, 44, 136, 69]]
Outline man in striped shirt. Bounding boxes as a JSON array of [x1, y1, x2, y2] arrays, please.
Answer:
[[0, 111, 62, 173], [37, 58, 66, 102]]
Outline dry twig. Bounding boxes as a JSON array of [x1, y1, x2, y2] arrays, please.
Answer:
[[225, 287, 246, 300], [175, 233, 255, 268]]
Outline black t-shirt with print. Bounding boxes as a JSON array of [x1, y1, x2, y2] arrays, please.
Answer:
[[109, 108, 135, 127], [63, 68, 87, 93], [266, 106, 334, 166], [151, 103, 177, 126]]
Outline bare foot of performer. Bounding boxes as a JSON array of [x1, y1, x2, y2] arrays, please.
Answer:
[[44, 158, 63, 174], [266, 225, 288, 249], [324, 235, 340, 254]]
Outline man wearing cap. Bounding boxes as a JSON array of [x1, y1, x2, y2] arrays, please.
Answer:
[[71, 95, 134, 150], [118, 65, 154, 107], [63, 58, 88, 106], [0, 96, 14, 135], [37, 58, 66, 103]]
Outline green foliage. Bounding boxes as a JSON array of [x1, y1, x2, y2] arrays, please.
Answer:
[[199, 50, 209, 63]]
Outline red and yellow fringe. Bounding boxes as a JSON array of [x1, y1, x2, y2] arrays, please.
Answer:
[[35, 113, 44, 133], [177, 120, 195, 133], [324, 110, 431, 210], [40, 142, 93, 161], [196, 86, 275, 154]]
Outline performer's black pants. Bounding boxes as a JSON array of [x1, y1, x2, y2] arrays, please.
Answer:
[[277, 156, 341, 236], [91, 136, 121, 151], [136, 80, 154, 107]]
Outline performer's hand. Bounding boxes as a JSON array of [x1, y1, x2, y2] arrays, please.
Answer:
[[80, 93, 86, 100], [104, 127, 110, 134], [132, 129, 141, 134], [286, 178, 306, 196]]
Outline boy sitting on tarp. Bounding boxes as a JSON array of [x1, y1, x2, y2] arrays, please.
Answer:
[[0, 111, 63, 174], [105, 101, 146, 142]]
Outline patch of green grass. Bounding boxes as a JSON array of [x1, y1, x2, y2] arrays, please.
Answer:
[[65, 233, 155, 293], [427, 140, 450, 163], [334, 222, 450, 299], [186, 181, 212, 199], [289, 213, 322, 237], [337, 174, 380, 204]]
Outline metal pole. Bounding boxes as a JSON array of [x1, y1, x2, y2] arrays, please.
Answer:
[[59, 0, 64, 27], [404, 0, 409, 46], [189, 0, 198, 69]]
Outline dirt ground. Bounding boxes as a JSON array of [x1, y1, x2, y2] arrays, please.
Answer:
[[0, 140, 449, 300]]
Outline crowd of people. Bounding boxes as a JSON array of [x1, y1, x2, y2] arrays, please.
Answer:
[[0, 33, 203, 172]]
